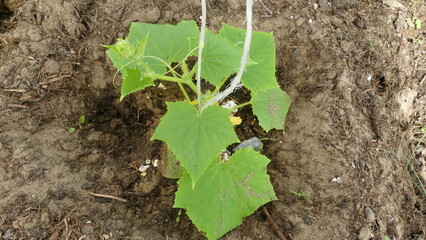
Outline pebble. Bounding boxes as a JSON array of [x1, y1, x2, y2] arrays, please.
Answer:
[[43, 59, 60, 74], [0, 142, 3, 150], [109, 118, 123, 129], [358, 226, 373, 240], [81, 224, 94, 235], [2, 228, 15, 240], [364, 206, 376, 223], [86, 131, 103, 141], [48, 201, 61, 217], [100, 168, 114, 182], [318, 0, 329, 9], [62, 142, 79, 151]]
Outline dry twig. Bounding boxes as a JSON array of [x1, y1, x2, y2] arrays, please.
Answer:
[[263, 206, 287, 240], [88, 192, 127, 202]]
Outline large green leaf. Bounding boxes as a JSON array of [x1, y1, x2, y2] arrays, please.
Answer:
[[251, 87, 292, 132], [200, 30, 244, 86], [127, 20, 199, 74], [151, 101, 239, 185], [218, 23, 279, 92], [174, 148, 277, 240], [120, 67, 155, 100]]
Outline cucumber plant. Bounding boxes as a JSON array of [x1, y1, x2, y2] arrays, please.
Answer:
[[104, 10, 291, 240]]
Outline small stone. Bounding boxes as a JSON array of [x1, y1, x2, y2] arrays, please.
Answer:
[[86, 131, 103, 141], [43, 59, 60, 74], [41, 212, 49, 227], [332, 177, 342, 183], [318, 0, 328, 9], [27, 29, 42, 42], [295, 18, 305, 27], [138, 165, 150, 172], [358, 226, 373, 240], [153, 159, 159, 167], [135, 175, 159, 193], [81, 224, 94, 235], [62, 142, 79, 151], [48, 201, 61, 216], [2, 228, 15, 240], [283, 221, 292, 230], [109, 118, 123, 129], [100, 168, 114, 182], [146, 7, 161, 23], [12, 219, 21, 229], [364, 207, 376, 223]]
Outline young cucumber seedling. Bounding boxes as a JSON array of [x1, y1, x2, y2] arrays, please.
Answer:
[[104, 19, 291, 240]]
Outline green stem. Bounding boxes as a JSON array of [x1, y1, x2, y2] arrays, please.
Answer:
[[178, 83, 191, 102], [170, 67, 191, 102], [143, 56, 182, 78], [188, 63, 198, 80], [232, 101, 251, 110], [181, 61, 189, 75], [186, 81, 198, 93], [154, 74, 198, 94], [154, 75, 187, 83], [212, 76, 229, 95]]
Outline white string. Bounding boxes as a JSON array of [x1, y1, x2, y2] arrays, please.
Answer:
[[200, 0, 254, 111], [196, 0, 207, 108]]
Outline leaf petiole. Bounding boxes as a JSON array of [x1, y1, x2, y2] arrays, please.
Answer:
[[178, 83, 191, 102], [212, 76, 229, 95], [231, 101, 251, 110], [153, 74, 198, 94], [153, 74, 187, 84]]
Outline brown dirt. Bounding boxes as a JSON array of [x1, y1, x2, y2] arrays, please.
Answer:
[[1, 0, 425, 239]]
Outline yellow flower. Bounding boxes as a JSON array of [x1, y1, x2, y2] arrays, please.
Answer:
[[229, 116, 242, 125]]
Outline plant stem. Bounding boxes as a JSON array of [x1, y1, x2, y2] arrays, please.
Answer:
[[155, 74, 198, 94], [143, 55, 182, 78], [212, 76, 228, 95], [232, 101, 251, 110], [154, 75, 187, 83], [178, 83, 191, 102], [186, 81, 198, 93], [181, 61, 189, 75], [170, 66, 191, 102], [188, 63, 198, 80], [196, 0, 207, 108], [201, 0, 254, 111]]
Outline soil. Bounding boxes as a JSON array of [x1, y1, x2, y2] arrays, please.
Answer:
[[0, 0, 425, 239]]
